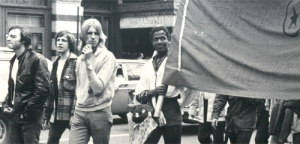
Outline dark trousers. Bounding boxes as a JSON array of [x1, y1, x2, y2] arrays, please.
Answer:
[[198, 99, 226, 144], [198, 121, 226, 144], [144, 124, 182, 144], [270, 132, 300, 143], [8, 113, 42, 144], [47, 120, 70, 144], [227, 131, 253, 144], [255, 109, 269, 144], [294, 132, 300, 143]]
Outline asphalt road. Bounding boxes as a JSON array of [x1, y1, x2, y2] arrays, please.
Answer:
[[39, 115, 199, 144], [38, 115, 281, 144]]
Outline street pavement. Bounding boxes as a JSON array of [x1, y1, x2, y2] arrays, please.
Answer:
[[38, 116, 293, 144]]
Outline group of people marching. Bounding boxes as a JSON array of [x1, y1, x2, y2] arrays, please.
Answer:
[[3, 18, 116, 144], [3, 16, 300, 144]]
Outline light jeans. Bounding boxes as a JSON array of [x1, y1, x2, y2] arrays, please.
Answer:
[[69, 107, 113, 144]]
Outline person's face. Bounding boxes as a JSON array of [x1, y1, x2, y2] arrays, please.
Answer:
[[152, 30, 169, 53], [56, 35, 69, 54], [6, 29, 23, 50], [85, 26, 100, 47]]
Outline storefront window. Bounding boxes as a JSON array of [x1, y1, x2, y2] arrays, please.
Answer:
[[7, 14, 44, 53], [31, 33, 43, 53], [7, 14, 44, 27]]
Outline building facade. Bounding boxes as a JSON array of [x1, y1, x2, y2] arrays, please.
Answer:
[[0, 0, 180, 60]]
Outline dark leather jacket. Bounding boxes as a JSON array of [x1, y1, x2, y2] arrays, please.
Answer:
[[3, 50, 50, 118], [212, 94, 264, 132]]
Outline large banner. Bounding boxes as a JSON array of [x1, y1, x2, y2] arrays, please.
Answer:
[[163, 0, 300, 99]]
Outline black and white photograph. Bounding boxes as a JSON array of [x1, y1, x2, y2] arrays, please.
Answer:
[[0, 0, 300, 144]]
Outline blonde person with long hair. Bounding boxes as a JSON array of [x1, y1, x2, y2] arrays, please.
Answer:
[[69, 18, 117, 144]]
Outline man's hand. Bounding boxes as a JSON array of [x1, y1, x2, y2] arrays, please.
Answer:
[[69, 115, 75, 128], [148, 85, 168, 97], [81, 44, 93, 64], [3, 107, 13, 115], [211, 119, 218, 129]]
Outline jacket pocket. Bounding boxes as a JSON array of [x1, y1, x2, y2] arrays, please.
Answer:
[[63, 74, 76, 91]]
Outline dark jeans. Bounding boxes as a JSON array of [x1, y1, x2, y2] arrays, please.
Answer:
[[227, 131, 253, 144], [255, 109, 269, 144], [47, 120, 70, 144], [69, 107, 113, 144], [144, 124, 182, 144], [8, 113, 42, 144]]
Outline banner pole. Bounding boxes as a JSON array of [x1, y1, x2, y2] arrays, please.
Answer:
[[154, 95, 164, 117]]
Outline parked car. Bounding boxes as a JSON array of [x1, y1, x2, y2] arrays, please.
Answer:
[[0, 47, 14, 143], [181, 105, 198, 124], [111, 59, 147, 119]]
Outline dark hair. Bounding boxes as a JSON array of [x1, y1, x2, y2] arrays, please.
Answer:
[[55, 30, 76, 53], [8, 26, 31, 48], [149, 25, 170, 42]]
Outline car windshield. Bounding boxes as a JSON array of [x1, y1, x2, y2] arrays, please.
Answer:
[[126, 63, 144, 81]]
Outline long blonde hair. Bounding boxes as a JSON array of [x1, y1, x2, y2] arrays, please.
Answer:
[[80, 18, 107, 50]]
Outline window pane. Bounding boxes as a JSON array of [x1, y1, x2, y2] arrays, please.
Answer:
[[7, 14, 43, 27], [31, 16, 43, 27], [126, 63, 144, 81], [7, 15, 17, 26], [32, 33, 43, 50], [18, 15, 30, 26]]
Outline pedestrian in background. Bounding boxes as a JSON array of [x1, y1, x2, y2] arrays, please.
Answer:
[[211, 95, 264, 144], [189, 91, 226, 144], [69, 18, 117, 144], [269, 99, 300, 144], [2, 26, 50, 144], [43, 30, 77, 144]]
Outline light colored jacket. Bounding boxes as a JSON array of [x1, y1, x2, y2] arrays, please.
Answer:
[[134, 55, 198, 107], [189, 91, 226, 123]]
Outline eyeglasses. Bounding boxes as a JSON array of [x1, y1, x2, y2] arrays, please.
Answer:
[[153, 36, 167, 42], [6, 34, 17, 39]]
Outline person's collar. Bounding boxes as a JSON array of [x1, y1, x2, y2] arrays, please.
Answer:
[[94, 45, 107, 56], [16, 49, 28, 60], [153, 52, 168, 60]]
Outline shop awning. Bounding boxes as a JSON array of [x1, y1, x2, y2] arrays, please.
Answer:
[[120, 15, 176, 29]]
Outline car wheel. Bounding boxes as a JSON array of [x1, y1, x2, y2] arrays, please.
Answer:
[[0, 113, 9, 144], [118, 114, 128, 121]]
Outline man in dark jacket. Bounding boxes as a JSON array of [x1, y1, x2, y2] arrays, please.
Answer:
[[3, 26, 50, 144], [211, 94, 264, 144]]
